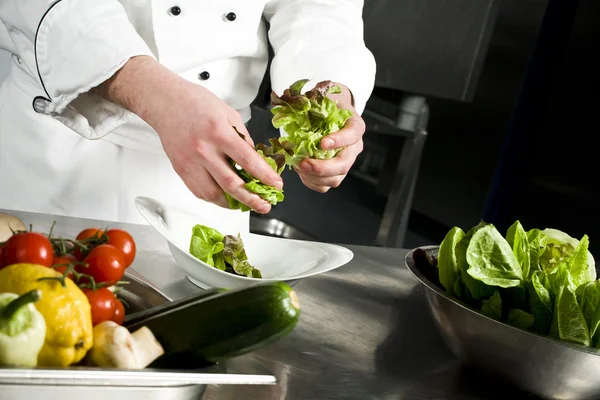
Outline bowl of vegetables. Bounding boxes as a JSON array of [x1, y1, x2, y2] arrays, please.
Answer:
[[134, 196, 354, 289], [0, 212, 297, 390], [406, 220, 600, 400]]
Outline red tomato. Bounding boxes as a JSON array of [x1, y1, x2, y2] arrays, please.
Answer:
[[112, 299, 125, 325], [2, 232, 54, 267], [52, 254, 77, 281], [106, 229, 136, 267], [74, 228, 105, 261], [80, 244, 125, 286], [76, 228, 105, 241], [83, 287, 117, 326]]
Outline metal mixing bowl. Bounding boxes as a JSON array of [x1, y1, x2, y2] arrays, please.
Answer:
[[405, 245, 600, 400]]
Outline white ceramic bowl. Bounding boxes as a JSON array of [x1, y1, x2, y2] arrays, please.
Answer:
[[134, 196, 354, 289]]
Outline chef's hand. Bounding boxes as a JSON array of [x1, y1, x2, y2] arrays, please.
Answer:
[[295, 84, 366, 193], [93, 56, 282, 214]]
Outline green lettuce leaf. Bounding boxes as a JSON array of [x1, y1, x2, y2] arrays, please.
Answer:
[[270, 79, 353, 167], [539, 228, 596, 286], [188, 224, 262, 278], [526, 228, 547, 276], [225, 129, 286, 212], [576, 281, 600, 346], [507, 309, 535, 330], [506, 220, 531, 280], [549, 265, 591, 346], [481, 291, 502, 320], [465, 224, 524, 288], [189, 224, 226, 269], [437, 219, 597, 349], [455, 221, 496, 301], [437, 226, 465, 296], [528, 271, 554, 334]]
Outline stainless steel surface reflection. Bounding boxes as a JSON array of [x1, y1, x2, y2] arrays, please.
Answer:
[[250, 216, 316, 241], [4, 209, 547, 399], [406, 245, 600, 400]]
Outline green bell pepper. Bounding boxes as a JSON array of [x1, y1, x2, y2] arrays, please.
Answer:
[[0, 290, 46, 367]]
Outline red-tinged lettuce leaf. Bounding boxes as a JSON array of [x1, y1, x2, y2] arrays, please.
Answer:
[[222, 234, 262, 278], [270, 79, 353, 167]]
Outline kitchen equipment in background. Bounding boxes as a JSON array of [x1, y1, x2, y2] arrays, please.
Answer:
[[361, 94, 430, 248]]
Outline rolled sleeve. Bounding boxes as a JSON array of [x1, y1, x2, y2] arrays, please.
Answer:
[[264, 0, 377, 115], [0, 0, 156, 139]]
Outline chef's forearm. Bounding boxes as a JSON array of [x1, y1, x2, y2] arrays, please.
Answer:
[[92, 56, 181, 130]]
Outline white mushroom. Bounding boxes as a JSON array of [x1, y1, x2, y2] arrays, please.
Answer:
[[0, 213, 26, 242], [86, 321, 164, 369]]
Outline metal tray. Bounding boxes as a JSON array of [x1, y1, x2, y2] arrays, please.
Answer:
[[0, 269, 276, 399]]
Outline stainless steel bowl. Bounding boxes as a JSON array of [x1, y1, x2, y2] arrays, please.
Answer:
[[405, 245, 600, 400]]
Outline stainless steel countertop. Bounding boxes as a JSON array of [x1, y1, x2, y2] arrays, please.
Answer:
[[2, 209, 533, 399]]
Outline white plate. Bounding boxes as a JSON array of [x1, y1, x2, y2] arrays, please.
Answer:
[[134, 196, 354, 289]]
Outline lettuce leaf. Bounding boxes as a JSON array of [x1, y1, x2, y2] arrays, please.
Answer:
[[507, 309, 535, 330], [437, 226, 465, 296], [528, 271, 553, 334], [222, 79, 352, 212], [549, 265, 591, 346], [223, 234, 262, 278], [506, 221, 531, 280], [189, 224, 262, 278], [481, 291, 502, 320], [189, 225, 226, 270], [539, 228, 596, 287], [270, 79, 353, 167], [576, 281, 600, 346], [225, 129, 286, 212], [465, 224, 524, 289], [435, 219, 597, 347]]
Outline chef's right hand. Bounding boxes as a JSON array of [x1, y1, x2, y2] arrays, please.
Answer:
[[93, 56, 282, 214]]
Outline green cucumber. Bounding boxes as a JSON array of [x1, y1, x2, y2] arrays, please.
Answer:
[[123, 287, 226, 327], [128, 282, 301, 368]]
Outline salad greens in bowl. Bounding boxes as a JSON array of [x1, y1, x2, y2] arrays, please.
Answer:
[[406, 220, 600, 399], [134, 196, 354, 290]]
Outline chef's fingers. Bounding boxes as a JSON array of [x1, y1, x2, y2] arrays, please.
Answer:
[[224, 134, 283, 190], [205, 157, 272, 214], [180, 166, 229, 209], [319, 116, 366, 150], [297, 171, 346, 192], [229, 120, 255, 148], [298, 139, 364, 177], [297, 173, 344, 194]]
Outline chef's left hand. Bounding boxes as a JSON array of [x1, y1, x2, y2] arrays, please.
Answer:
[[296, 84, 365, 193]]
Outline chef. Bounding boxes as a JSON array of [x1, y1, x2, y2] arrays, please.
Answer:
[[0, 1, 376, 234]]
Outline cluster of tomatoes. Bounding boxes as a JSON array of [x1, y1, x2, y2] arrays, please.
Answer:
[[0, 226, 137, 327]]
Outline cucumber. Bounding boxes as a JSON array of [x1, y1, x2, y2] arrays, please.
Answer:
[[127, 282, 301, 368], [123, 287, 226, 327]]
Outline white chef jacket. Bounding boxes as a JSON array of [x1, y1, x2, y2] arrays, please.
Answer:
[[0, 0, 376, 231]]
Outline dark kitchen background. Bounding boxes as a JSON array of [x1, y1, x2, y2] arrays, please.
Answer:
[[248, 0, 599, 259]]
